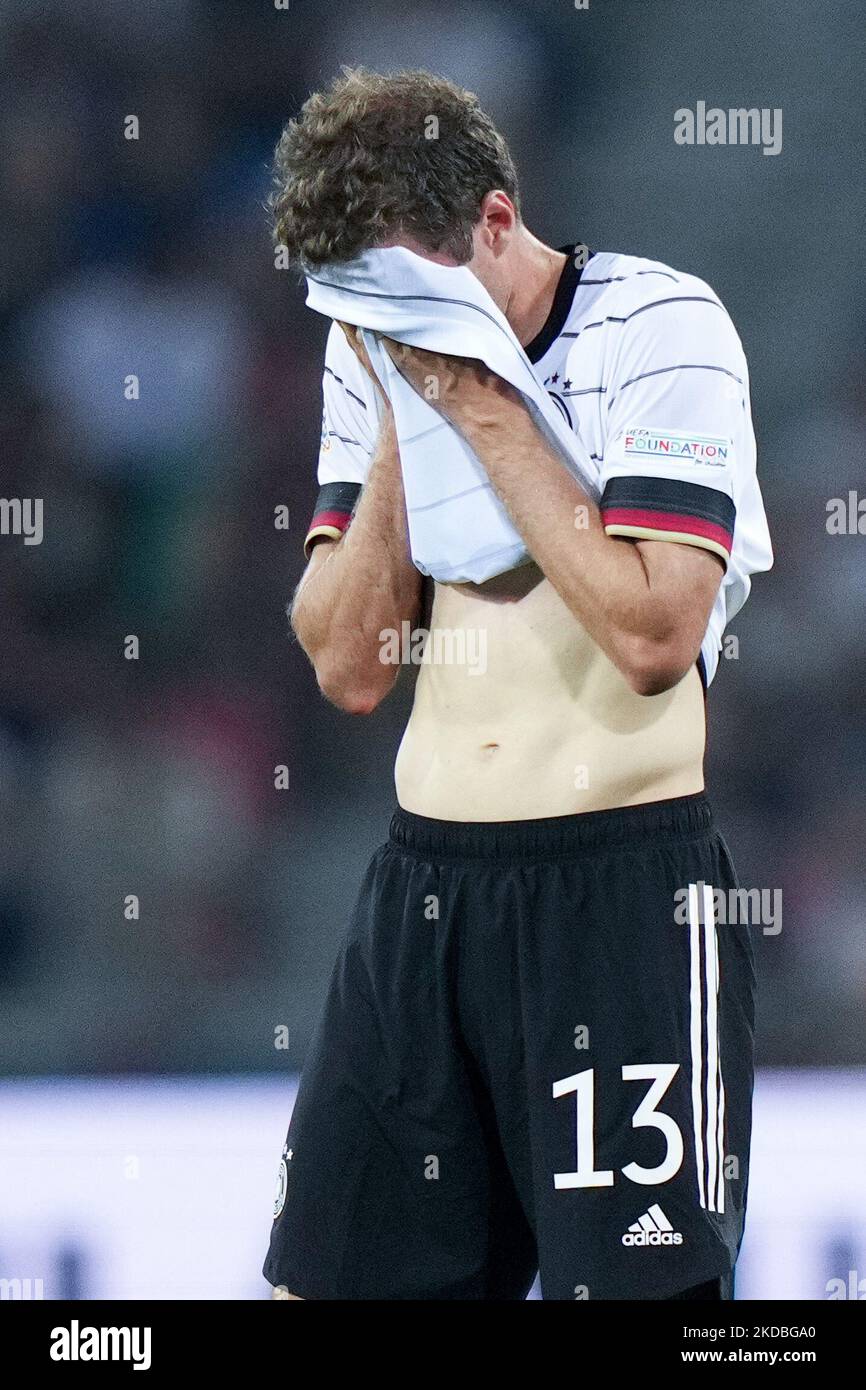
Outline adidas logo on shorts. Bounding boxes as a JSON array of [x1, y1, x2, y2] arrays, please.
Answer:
[[621, 1204, 683, 1246]]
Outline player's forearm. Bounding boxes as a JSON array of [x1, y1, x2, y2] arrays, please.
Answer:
[[291, 421, 421, 713], [456, 401, 705, 692]]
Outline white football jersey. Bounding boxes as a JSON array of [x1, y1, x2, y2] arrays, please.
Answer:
[[305, 244, 773, 684]]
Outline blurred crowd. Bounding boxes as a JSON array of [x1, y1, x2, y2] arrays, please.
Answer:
[[0, 0, 863, 1072]]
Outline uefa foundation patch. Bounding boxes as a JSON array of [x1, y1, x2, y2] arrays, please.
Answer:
[[622, 427, 731, 467]]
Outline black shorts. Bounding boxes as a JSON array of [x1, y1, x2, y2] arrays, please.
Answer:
[[264, 793, 755, 1300]]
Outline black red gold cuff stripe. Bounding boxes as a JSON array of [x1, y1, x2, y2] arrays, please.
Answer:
[[600, 475, 735, 564], [303, 481, 362, 557]]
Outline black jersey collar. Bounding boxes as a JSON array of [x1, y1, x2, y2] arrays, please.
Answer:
[[523, 243, 593, 364]]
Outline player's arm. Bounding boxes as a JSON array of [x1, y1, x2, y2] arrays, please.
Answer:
[[292, 406, 422, 714], [291, 327, 422, 715], [382, 289, 740, 696], [440, 384, 720, 696]]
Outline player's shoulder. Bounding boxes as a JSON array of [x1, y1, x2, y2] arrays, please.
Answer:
[[322, 320, 377, 410], [323, 319, 357, 369], [585, 249, 726, 316], [571, 249, 746, 370]]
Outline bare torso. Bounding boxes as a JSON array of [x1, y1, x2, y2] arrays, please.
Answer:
[[395, 563, 706, 821]]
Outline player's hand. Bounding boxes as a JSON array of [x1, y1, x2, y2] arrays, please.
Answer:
[[379, 338, 521, 429]]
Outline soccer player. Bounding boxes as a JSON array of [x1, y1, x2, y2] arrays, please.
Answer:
[[264, 68, 772, 1301]]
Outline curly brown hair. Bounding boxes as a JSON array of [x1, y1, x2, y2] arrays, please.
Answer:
[[270, 67, 520, 269]]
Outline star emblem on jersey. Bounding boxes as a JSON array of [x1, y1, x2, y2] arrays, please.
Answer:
[[621, 1204, 683, 1246]]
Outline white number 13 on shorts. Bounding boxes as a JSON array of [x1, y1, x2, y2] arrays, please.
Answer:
[[552, 1064, 683, 1189]]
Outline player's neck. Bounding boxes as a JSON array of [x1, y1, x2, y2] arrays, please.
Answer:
[[504, 232, 568, 348]]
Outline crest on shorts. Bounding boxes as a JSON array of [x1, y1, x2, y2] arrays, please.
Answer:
[[273, 1143, 292, 1220]]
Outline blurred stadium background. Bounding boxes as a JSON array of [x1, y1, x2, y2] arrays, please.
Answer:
[[1, 0, 864, 1299]]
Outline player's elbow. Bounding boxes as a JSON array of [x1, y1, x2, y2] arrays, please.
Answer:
[[619, 634, 695, 697], [627, 664, 685, 698], [319, 680, 388, 716], [315, 656, 396, 715]]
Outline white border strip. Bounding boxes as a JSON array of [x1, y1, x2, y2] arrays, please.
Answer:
[[714, 921, 726, 1214], [688, 883, 706, 1209], [703, 883, 720, 1212]]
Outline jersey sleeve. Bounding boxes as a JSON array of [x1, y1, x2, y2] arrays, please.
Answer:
[[596, 281, 750, 567], [304, 322, 379, 557]]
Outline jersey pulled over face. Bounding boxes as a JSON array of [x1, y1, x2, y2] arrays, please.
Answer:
[[305, 246, 773, 821]]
